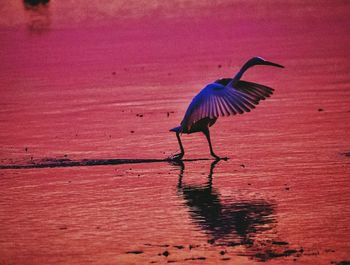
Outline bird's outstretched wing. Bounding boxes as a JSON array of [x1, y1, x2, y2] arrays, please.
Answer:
[[181, 79, 274, 130]]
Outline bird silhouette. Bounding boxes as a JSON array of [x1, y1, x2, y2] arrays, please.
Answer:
[[170, 57, 284, 160], [176, 160, 276, 246]]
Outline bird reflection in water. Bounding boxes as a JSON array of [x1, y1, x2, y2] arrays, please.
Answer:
[[176, 160, 276, 247], [23, 0, 51, 33]]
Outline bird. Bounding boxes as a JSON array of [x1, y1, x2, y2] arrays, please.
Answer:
[[169, 57, 284, 160]]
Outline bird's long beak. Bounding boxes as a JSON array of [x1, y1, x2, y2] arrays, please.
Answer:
[[262, 60, 284, 68]]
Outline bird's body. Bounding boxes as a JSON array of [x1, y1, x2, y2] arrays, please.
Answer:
[[170, 57, 284, 160]]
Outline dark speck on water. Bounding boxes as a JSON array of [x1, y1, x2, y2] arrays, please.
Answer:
[[174, 245, 184, 249], [126, 250, 143, 255], [254, 248, 300, 261], [318, 108, 324, 112], [334, 261, 350, 265], [272, 241, 289, 245], [24, 0, 49, 6], [185, 257, 206, 261], [224, 242, 241, 247], [283, 249, 298, 255]]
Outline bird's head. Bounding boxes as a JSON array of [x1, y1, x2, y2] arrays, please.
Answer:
[[248, 57, 284, 68]]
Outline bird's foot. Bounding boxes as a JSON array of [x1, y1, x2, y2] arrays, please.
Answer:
[[211, 154, 228, 161], [168, 152, 184, 161], [211, 154, 221, 160]]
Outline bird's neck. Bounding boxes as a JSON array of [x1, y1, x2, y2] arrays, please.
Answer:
[[228, 61, 254, 87]]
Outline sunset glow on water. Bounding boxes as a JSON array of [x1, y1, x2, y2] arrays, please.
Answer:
[[0, 1, 349, 264]]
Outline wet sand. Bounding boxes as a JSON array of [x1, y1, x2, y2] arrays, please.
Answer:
[[0, 1, 350, 264]]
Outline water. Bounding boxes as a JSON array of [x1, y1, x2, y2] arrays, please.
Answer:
[[0, 1, 349, 264]]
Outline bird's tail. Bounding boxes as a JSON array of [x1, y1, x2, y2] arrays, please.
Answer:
[[170, 126, 182, 133]]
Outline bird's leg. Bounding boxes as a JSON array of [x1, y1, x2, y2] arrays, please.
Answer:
[[203, 128, 220, 160], [169, 132, 184, 160]]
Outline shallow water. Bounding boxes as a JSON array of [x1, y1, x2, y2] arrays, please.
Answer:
[[0, 1, 349, 264]]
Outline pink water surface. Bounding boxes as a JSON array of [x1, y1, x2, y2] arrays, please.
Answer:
[[0, 1, 349, 264]]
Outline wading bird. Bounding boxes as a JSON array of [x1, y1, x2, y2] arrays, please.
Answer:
[[169, 57, 284, 160]]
